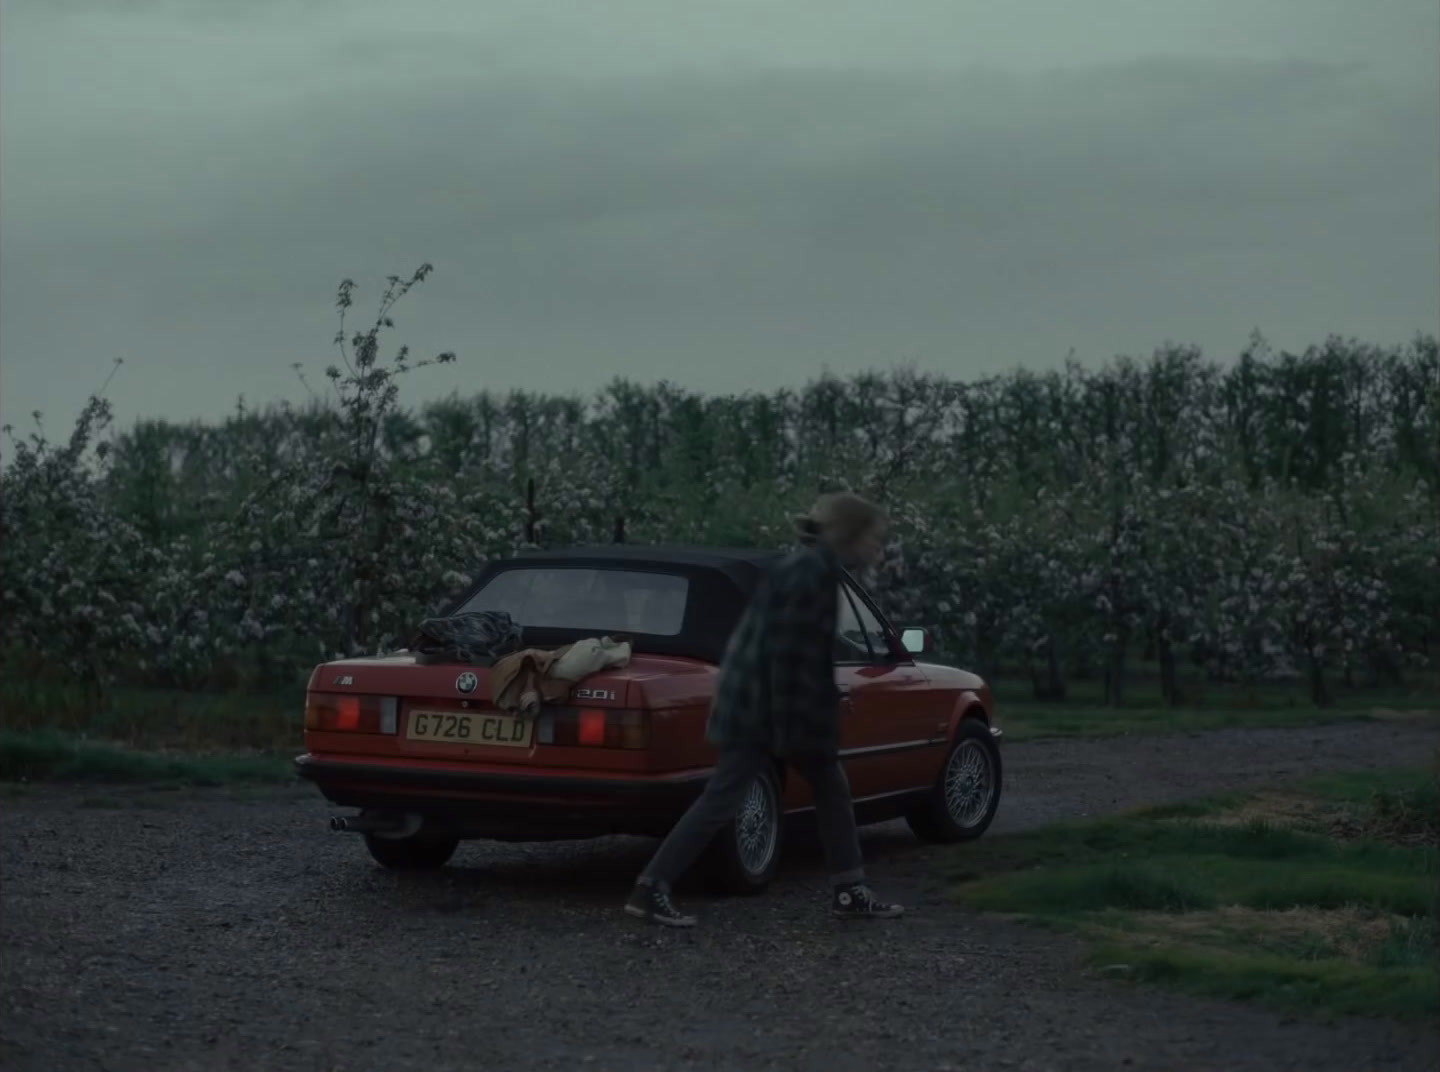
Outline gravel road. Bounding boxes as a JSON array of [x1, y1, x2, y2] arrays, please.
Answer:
[[3, 720, 1436, 1072]]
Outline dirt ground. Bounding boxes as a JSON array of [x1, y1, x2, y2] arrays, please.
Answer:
[[2, 720, 1437, 1072]]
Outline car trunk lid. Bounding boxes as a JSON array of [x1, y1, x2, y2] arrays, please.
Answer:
[[304, 651, 709, 766]]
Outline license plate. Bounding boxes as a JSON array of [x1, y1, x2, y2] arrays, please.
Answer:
[[406, 709, 533, 748]]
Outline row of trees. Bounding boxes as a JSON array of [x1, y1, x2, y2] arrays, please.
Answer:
[[3, 266, 1436, 706]]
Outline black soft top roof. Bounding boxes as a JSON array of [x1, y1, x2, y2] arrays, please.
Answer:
[[516, 543, 783, 583], [452, 544, 790, 664]]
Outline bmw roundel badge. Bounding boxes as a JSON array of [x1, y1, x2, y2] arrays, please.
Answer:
[[455, 672, 478, 694]]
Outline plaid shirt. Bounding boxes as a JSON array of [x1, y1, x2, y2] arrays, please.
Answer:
[[705, 542, 841, 757]]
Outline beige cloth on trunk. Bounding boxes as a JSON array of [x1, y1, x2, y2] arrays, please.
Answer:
[[490, 636, 632, 715]]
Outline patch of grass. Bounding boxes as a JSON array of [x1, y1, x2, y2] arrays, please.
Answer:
[[0, 676, 303, 752], [950, 767, 1439, 1020], [1375, 916, 1437, 971], [963, 849, 1432, 917], [1236, 865, 1435, 917], [1297, 768, 1440, 805], [1285, 769, 1440, 847], [997, 702, 1438, 742], [990, 671, 1440, 713], [0, 730, 294, 788], [961, 864, 1218, 914], [951, 811, 1425, 875], [1088, 940, 1438, 1020], [990, 672, 1440, 742]]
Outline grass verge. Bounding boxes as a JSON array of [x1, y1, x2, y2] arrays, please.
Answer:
[[0, 730, 294, 788], [991, 672, 1438, 742], [3, 670, 1435, 751], [997, 695, 1438, 742], [0, 676, 303, 752], [949, 767, 1440, 1019]]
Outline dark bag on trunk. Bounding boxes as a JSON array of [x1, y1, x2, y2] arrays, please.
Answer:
[[412, 611, 523, 666]]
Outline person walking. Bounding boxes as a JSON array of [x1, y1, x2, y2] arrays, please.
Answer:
[[624, 492, 905, 927]]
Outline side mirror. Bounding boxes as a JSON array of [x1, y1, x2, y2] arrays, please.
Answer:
[[900, 627, 930, 655]]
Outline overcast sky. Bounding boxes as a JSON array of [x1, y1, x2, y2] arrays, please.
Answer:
[[3, 1, 1437, 435]]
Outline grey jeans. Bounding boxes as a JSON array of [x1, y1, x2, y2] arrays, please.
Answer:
[[639, 746, 865, 888]]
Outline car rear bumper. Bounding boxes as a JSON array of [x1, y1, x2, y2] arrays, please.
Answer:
[[294, 753, 710, 839]]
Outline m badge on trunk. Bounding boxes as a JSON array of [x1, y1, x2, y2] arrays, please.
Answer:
[[455, 672, 478, 694]]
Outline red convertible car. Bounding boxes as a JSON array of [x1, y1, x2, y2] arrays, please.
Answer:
[[295, 546, 1003, 892]]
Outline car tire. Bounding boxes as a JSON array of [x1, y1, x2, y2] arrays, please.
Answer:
[[702, 766, 784, 895], [906, 719, 1002, 843], [363, 830, 460, 870]]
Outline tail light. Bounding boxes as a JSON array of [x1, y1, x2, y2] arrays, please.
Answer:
[[536, 708, 649, 749], [305, 693, 398, 734]]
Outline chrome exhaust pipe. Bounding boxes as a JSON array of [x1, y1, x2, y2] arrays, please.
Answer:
[[329, 812, 423, 838]]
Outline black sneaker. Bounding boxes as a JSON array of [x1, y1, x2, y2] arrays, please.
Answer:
[[832, 883, 905, 919], [625, 881, 697, 928]]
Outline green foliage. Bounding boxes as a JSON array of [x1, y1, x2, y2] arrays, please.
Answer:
[[2, 263, 1436, 698]]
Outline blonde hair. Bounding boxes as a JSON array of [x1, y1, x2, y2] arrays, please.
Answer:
[[792, 492, 886, 547]]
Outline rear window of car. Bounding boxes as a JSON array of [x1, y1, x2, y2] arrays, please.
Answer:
[[459, 568, 690, 636]]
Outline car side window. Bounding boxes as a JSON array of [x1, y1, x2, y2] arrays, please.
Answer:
[[847, 584, 894, 662], [835, 586, 872, 662]]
